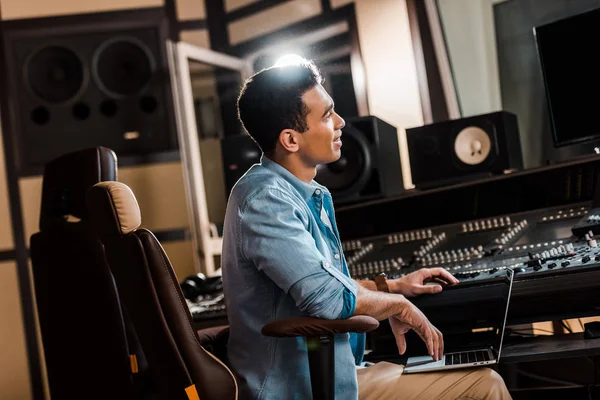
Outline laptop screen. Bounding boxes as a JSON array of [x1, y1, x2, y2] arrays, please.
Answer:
[[423, 268, 514, 357], [494, 269, 514, 360]]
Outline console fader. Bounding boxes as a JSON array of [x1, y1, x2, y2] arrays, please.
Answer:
[[343, 204, 591, 280]]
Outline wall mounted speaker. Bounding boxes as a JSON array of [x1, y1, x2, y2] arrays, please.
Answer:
[[406, 111, 523, 189], [315, 115, 405, 204], [0, 8, 177, 175]]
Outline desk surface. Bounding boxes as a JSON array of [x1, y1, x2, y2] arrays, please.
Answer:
[[501, 333, 600, 363]]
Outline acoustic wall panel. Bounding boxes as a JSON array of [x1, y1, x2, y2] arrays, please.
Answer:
[[228, 0, 322, 45], [176, 0, 206, 20], [180, 30, 211, 49], [0, 126, 14, 251], [18, 176, 42, 248], [163, 241, 196, 281], [116, 162, 190, 232], [0, 262, 32, 400]]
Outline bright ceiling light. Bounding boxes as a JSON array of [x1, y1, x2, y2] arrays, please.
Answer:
[[274, 54, 306, 67]]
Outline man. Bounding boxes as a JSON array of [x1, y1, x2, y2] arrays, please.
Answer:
[[221, 59, 511, 399]]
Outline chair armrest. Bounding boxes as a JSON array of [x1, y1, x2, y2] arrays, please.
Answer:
[[261, 316, 379, 338], [197, 325, 230, 346]]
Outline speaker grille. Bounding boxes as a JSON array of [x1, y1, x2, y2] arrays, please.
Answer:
[[454, 126, 492, 165], [315, 126, 371, 193], [26, 46, 85, 104], [93, 37, 155, 98]]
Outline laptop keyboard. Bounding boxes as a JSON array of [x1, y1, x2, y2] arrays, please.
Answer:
[[445, 350, 491, 365]]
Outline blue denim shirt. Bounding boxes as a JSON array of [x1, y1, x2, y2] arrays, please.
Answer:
[[222, 156, 364, 399]]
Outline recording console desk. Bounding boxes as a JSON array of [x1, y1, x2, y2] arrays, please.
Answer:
[[501, 332, 600, 364]]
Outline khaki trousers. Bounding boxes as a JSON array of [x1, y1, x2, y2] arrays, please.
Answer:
[[357, 362, 512, 400]]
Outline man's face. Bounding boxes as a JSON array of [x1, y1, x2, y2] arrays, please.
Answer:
[[295, 84, 345, 167]]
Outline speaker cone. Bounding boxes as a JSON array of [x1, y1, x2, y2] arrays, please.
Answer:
[[315, 124, 372, 197], [26, 46, 85, 103], [454, 126, 492, 165], [93, 37, 155, 98]]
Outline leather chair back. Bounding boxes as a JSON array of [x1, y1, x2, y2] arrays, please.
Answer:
[[86, 181, 238, 400], [30, 147, 148, 399]]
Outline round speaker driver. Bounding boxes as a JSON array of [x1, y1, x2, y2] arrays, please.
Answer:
[[92, 37, 155, 98], [25, 46, 85, 104], [454, 126, 492, 165]]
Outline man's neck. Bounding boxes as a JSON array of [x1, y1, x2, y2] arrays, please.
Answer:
[[268, 154, 316, 184]]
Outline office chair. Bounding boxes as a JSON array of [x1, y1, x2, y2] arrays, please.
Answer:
[[29, 147, 151, 399], [86, 181, 379, 400]]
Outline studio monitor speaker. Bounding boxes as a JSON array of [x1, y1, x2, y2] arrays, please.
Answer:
[[221, 116, 405, 205], [0, 8, 176, 175], [221, 134, 262, 197], [315, 115, 405, 204], [406, 111, 523, 188]]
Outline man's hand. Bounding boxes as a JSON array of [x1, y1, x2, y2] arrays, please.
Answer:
[[389, 267, 459, 297], [389, 300, 444, 360]]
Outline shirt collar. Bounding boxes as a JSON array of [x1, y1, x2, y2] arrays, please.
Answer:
[[261, 155, 330, 202]]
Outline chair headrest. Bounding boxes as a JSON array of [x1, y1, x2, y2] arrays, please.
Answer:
[[39, 147, 117, 231], [86, 182, 141, 238]]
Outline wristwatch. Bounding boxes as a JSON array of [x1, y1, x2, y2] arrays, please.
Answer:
[[372, 273, 390, 293]]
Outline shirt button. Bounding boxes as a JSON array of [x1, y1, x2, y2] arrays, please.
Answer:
[[324, 262, 330, 268], [334, 254, 340, 260], [315, 189, 321, 195]]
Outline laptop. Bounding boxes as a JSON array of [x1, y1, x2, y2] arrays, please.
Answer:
[[404, 268, 514, 373]]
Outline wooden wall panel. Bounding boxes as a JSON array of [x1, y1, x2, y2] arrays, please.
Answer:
[[163, 240, 196, 280], [0, 0, 164, 20], [18, 177, 42, 248], [118, 162, 190, 232], [180, 29, 211, 49], [228, 0, 322, 45], [0, 124, 14, 251], [225, 0, 259, 13], [331, 0, 355, 9], [0, 262, 32, 400], [176, 0, 205, 20]]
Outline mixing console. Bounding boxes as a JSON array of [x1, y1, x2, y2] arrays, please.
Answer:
[[343, 204, 589, 280], [342, 203, 600, 323]]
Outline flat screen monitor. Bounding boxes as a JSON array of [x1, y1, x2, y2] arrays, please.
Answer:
[[535, 8, 600, 147]]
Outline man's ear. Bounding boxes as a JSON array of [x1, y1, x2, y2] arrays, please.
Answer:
[[278, 129, 300, 153]]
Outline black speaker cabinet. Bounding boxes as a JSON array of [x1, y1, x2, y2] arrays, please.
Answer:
[[221, 134, 262, 197], [406, 111, 523, 189], [0, 8, 177, 175], [315, 115, 405, 204]]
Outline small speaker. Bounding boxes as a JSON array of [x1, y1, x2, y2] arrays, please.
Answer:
[[221, 134, 262, 197], [315, 115, 404, 204], [406, 111, 523, 188], [0, 8, 176, 175]]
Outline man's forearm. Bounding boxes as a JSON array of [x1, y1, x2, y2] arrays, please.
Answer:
[[356, 278, 402, 293], [352, 284, 408, 321], [356, 279, 377, 291]]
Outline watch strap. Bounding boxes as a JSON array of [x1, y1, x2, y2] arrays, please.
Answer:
[[373, 274, 390, 293]]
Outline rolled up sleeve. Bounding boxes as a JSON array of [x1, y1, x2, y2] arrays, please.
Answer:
[[240, 188, 357, 320]]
